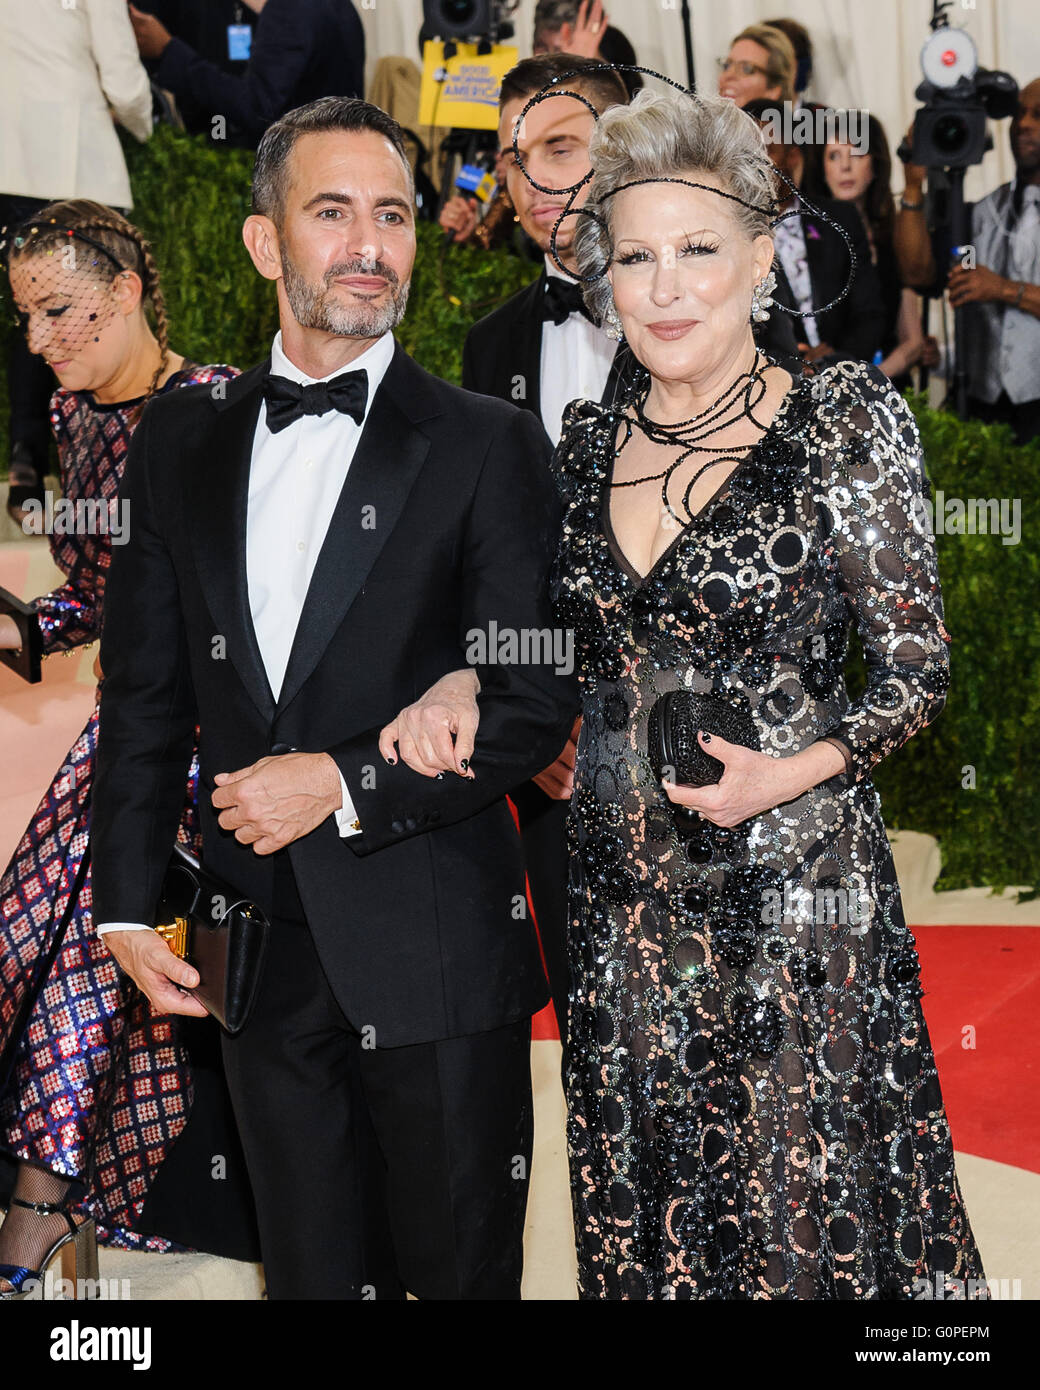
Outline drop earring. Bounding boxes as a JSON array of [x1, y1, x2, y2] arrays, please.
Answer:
[[751, 268, 777, 323], [603, 300, 624, 341]]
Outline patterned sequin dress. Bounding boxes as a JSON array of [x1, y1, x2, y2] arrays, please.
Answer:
[[0, 362, 236, 1250], [552, 359, 987, 1300]]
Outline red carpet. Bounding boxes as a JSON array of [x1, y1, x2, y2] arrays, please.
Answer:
[[915, 924, 1040, 1174], [533, 924, 1039, 1175]]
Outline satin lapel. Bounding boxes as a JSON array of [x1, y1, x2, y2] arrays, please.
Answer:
[[517, 270, 547, 418], [274, 353, 432, 715], [189, 362, 276, 721]]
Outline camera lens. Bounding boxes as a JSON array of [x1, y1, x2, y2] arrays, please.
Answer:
[[933, 112, 969, 157], [442, 0, 478, 22]]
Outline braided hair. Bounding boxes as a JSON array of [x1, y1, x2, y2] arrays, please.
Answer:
[[6, 199, 171, 400]]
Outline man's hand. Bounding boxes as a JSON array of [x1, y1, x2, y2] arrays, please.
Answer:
[[211, 752, 343, 854], [379, 668, 479, 777], [103, 929, 208, 1018], [439, 195, 480, 245], [533, 715, 580, 799], [128, 3, 173, 61], [947, 263, 1007, 308], [899, 122, 928, 191]]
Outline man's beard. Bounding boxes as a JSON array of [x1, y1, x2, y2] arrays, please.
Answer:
[[281, 249, 410, 336]]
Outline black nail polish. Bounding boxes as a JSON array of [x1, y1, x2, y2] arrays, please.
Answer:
[[436, 772, 444, 780], [702, 732, 712, 743], [460, 758, 469, 770]]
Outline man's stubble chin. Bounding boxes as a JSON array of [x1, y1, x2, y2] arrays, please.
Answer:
[[281, 253, 410, 337]]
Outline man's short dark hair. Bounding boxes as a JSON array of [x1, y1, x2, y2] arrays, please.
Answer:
[[252, 97, 412, 226], [499, 54, 629, 120]]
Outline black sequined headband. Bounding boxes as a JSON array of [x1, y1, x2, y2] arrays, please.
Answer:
[[0, 219, 126, 274], [510, 62, 856, 319]]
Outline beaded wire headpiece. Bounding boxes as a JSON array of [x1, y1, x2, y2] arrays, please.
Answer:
[[510, 62, 856, 320]]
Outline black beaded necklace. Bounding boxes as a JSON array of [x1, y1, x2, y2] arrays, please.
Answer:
[[610, 347, 779, 525]]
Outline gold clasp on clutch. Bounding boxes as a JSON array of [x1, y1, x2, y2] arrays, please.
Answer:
[[155, 916, 190, 958]]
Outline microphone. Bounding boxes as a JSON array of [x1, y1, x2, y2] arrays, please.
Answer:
[[441, 162, 499, 247]]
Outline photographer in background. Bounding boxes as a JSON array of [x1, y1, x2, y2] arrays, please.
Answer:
[[129, 0, 364, 148], [895, 77, 1040, 444]]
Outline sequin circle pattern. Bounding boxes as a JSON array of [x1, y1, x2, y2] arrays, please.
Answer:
[[551, 359, 985, 1300]]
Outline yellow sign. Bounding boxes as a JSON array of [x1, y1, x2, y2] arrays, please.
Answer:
[[418, 40, 519, 131]]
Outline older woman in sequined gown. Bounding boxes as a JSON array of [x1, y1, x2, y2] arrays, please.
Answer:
[[384, 87, 987, 1301]]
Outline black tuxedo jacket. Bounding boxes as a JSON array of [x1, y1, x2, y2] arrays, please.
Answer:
[[771, 197, 885, 362], [92, 341, 579, 1047], [461, 267, 803, 411]]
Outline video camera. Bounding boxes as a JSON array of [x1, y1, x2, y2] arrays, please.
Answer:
[[421, 0, 518, 49], [903, 2, 1017, 170]]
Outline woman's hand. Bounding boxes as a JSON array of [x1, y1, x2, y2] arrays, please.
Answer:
[[662, 732, 845, 827], [569, 0, 609, 57], [533, 716, 581, 799], [378, 668, 479, 778]]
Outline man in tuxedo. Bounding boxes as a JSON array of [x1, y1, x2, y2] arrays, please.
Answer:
[[90, 96, 578, 1299], [461, 56, 802, 1034], [744, 98, 884, 366]]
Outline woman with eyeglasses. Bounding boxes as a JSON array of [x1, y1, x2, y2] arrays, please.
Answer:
[[717, 23, 796, 109]]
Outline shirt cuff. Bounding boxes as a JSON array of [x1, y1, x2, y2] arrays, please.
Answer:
[[96, 922, 154, 936], [334, 769, 362, 837]]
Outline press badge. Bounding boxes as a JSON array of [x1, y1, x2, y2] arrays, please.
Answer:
[[227, 24, 252, 61]]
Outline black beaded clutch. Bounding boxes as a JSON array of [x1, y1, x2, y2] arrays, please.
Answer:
[[0, 584, 42, 684], [646, 690, 760, 787]]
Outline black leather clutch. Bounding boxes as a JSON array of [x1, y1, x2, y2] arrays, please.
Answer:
[[0, 583, 42, 684], [153, 845, 269, 1035], [646, 690, 761, 787]]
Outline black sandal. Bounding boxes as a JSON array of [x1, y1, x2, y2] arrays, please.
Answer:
[[0, 1197, 99, 1300]]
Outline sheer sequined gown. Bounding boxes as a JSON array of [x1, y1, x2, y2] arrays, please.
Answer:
[[0, 364, 236, 1249], [551, 359, 987, 1300]]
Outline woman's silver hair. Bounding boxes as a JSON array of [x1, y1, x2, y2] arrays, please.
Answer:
[[572, 88, 777, 322]]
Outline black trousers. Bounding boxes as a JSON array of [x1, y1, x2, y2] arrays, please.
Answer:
[[967, 390, 1040, 447], [220, 855, 534, 1300], [509, 783, 571, 1042]]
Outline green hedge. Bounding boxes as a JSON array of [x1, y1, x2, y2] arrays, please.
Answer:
[[1, 125, 1037, 895]]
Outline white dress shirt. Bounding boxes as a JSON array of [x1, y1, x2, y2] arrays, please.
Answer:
[[97, 329, 394, 935], [539, 256, 618, 445]]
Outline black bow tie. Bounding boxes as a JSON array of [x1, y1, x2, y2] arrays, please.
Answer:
[[541, 276, 595, 326], [262, 367, 368, 433]]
